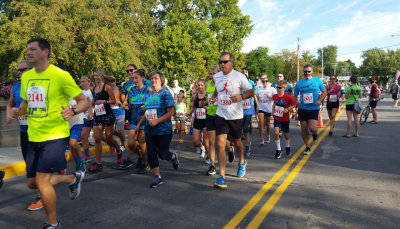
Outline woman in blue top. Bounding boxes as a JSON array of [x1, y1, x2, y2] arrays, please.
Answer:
[[136, 70, 179, 188]]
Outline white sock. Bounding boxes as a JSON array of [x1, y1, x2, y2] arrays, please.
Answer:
[[286, 138, 291, 148], [275, 140, 281, 151]]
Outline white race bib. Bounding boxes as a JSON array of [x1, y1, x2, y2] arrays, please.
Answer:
[[27, 86, 46, 108], [219, 95, 232, 109], [303, 93, 313, 104], [195, 108, 206, 119], [145, 109, 158, 121], [18, 115, 28, 126], [94, 104, 106, 116], [329, 94, 338, 102], [242, 99, 251, 109], [274, 106, 284, 117], [208, 93, 217, 106]]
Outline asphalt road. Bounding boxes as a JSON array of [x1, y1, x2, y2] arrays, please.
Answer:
[[0, 95, 399, 229]]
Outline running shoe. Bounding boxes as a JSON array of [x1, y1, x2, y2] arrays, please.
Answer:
[[237, 160, 247, 178], [68, 171, 84, 200], [213, 175, 227, 188], [265, 136, 270, 143], [274, 150, 282, 159], [313, 137, 319, 145], [303, 147, 311, 155], [0, 170, 4, 189], [82, 155, 91, 163], [136, 157, 143, 169], [119, 160, 133, 170], [137, 164, 148, 174], [244, 144, 251, 157], [150, 176, 163, 188], [228, 146, 235, 163], [199, 148, 205, 158], [204, 157, 211, 164], [260, 138, 264, 146], [171, 152, 179, 170], [43, 222, 61, 229], [207, 165, 216, 175], [116, 152, 123, 164], [179, 139, 184, 143], [75, 162, 86, 173], [110, 146, 116, 156], [88, 163, 103, 172], [285, 147, 291, 156], [27, 196, 43, 211]]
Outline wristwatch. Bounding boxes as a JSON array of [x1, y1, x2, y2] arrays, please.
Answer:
[[72, 108, 78, 116]]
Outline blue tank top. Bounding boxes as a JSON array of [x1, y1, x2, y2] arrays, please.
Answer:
[[12, 81, 28, 133]]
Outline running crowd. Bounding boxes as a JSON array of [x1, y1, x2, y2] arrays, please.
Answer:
[[1, 38, 388, 229]]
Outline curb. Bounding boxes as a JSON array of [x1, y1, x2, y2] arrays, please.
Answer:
[[0, 144, 114, 180]]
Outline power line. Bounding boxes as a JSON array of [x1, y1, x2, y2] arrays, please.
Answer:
[[338, 43, 400, 57]]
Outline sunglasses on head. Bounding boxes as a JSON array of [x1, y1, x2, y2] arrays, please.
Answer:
[[17, 68, 30, 72], [126, 69, 135, 73], [304, 70, 311, 73], [219, 60, 230, 64]]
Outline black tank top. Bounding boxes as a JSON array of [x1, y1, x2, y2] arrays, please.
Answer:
[[194, 93, 207, 108], [93, 83, 113, 116]]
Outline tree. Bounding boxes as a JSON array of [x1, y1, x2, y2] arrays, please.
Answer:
[[244, 46, 284, 82], [317, 45, 338, 76]]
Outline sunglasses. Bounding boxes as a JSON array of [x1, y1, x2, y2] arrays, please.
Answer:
[[126, 69, 135, 73], [330, 78, 336, 80], [262, 80, 268, 83], [209, 72, 216, 75], [303, 71, 311, 73], [276, 86, 284, 89], [17, 68, 30, 72], [219, 60, 230, 64]]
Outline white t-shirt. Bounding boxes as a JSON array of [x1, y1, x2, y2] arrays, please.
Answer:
[[214, 70, 253, 120], [82, 89, 93, 120], [68, 98, 84, 128], [257, 86, 277, 113], [256, 83, 264, 91]]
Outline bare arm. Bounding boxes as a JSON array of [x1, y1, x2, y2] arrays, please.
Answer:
[[61, 93, 89, 121]]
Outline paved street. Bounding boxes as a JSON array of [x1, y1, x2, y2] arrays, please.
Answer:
[[0, 95, 399, 229]]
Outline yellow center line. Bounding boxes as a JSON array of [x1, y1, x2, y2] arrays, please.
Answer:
[[224, 103, 345, 229], [245, 105, 346, 228]]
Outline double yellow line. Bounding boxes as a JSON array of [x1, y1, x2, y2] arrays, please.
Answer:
[[224, 103, 346, 229]]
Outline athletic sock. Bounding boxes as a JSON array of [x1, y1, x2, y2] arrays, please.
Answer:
[[84, 149, 89, 157], [275, 140, 281, 151], [196, 147, 201, 153], [312, 134, 318, 141], [285, 138, 291, 148]]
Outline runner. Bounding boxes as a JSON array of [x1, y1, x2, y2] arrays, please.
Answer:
[[175, 93, 187, 143], [242, 78, 257, 158], [368, 78, 381, 124], [79, 75, 93, 162], [67, 98, 86, 173], [326, 75, 340, 135], [89, 69, 122, 172], [344, 76, 362, 137], [5, 60, 43, 210], [122, 64, 137, 133], [9, 38, 87, 228], [390, 80, 399, 108], [136, 70, 179, 188], [210, 52, 254, 188], [293, 64, 327, 155], [257, 77, 277, 145], [120, 69, 152, 173], [188, 79, 209, 159], [272, 80, 295, 159]]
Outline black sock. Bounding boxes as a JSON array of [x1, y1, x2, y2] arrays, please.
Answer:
[[312, 134, 318, 141]]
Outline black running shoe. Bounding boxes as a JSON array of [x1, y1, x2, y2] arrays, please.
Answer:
[[119, 160, 133, 170], [228, 147, 235, 163], [135, 157, 142, 169], [285, 147, 291, 156], [206, 165, 216, 175], [137, 164, 148, 174], [150, 176, 163, 188], [274, 150, 282, 159], [171, 152, 179, 170]]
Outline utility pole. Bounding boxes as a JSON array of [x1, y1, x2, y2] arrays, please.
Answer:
[[332, 62, 337, 75], [297, 37, 300, 82], [321, 48, 324, 78]]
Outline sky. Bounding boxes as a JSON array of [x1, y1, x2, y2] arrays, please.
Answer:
[[239, 0, 400, 67]]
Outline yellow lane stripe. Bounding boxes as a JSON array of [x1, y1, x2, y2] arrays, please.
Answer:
[[245, 105, 345, 228], [224, 103, 345, 229]]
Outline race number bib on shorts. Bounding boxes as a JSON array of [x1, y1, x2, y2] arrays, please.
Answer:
[[94, 104, 106, 116], [208, 94, 217, 106], [219, 95, 232, 109], [274, 106, 284, 117], [329, 94, 338, 102], [145, 109, 157, 121], [195, 108, 206, 119], [18, 115, 28, 126], [27, 86, 46, 108], [303, 93, 313, 104], [242, 99, 251, 109]]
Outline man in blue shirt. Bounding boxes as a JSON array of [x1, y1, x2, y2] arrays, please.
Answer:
[[293, 64, 327, 155]]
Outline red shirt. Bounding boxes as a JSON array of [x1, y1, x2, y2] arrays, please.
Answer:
[[272, 93, 295, 122], [369, 84, 379, 98]]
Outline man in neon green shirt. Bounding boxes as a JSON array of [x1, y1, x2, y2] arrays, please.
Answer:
[[10, 38, 89, 229]]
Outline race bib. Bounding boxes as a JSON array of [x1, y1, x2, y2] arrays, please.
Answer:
[[18, 115, 28, 126], [111, 104, 119, 109], [329, 94, 338, 102], [27, 86, 46, 108], [208, 94, 217, 106], [242, 99, 251, 109], [94, 104, 106, 116], [195, 108, 206, 119], [259, 94, 268, 104], [303, 93, 313, 104], [145, 109, 158, 121], [219, 95, 232, 109], [274, 106, 284, 117]]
